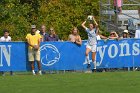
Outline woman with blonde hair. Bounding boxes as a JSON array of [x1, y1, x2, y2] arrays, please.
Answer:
[[68, 27, 82, 45], [108, 31, 119, 39]]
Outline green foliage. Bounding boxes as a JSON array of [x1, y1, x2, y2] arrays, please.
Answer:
[[0, 0, 31, 41], [0, 0, 99, 41]]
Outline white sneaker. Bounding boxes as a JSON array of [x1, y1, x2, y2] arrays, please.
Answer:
[[2, 73, 5, 76], [32, 72, 36, 75], [32, 70, 36, 75], [85, 70, 92, 73], [39, 70, 42, 75]]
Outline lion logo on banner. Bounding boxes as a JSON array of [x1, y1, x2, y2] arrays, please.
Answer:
[[40, 44, 60, 66]]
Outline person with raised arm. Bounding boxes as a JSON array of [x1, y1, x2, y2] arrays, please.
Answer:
[[81, 16, 98, 72]]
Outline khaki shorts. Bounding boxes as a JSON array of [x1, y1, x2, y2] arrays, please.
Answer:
[[28, 49, 40, 61]]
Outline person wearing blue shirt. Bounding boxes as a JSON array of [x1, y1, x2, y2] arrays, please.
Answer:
[[39, 25, 49, 42], [46, 27, 59, 41]]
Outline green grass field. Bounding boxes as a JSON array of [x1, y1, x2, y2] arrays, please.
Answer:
[[0, 71, 140, 93]]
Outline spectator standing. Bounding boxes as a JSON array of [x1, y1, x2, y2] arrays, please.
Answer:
[[46, 27, 59, 41], [26, 25, 42, 75], [108, 31, 119, 39], [114, 0, 123, 14], [0, 29, 11, 42], [40, 25, 49, 42], [120, 30, 129, 39], [135, 23, 140, 38], [0, 29, 13, 76], [68, 27, 82, 45]]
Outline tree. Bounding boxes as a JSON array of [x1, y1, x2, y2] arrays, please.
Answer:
[[0, 0, 99, 41]]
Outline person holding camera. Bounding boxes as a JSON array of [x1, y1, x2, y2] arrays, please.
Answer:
[[26, 25, 42, 75], [81, 16, 98, 72]]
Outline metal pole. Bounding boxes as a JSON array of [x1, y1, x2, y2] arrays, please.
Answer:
[[133, 55, 135, 71], [108, 0, 111, 21], [99, 0, 102, 27], [128, 67, 130, 71], [115, 0, 118, 27]]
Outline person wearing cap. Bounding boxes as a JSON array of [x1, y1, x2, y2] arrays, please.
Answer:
[[120, 30, 129, 39], [135, 23, 140, 38], [108, 31, 119, 39], [26, 25, 42, 75]]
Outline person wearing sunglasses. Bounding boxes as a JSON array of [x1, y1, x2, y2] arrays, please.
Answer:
[[109, 31, 119, 39], [46, 27, 59, 41]]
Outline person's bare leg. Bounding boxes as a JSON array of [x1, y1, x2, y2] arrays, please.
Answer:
[[118, 7, 122, 14], [37, 61, 41, 70], [2, 71, 5, 76], [10, 71, 13, 76], [92, 52, 96, 72], [85, 48, 91, 68], [31, 61, 35, 75], [37, 61, 42, 75]]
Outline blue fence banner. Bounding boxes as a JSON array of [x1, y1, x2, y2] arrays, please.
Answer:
[[96, 39, 140, 68], [40, 42, 86, 70], [0, 42, 28, 71], [0, 39, 140, 71]]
